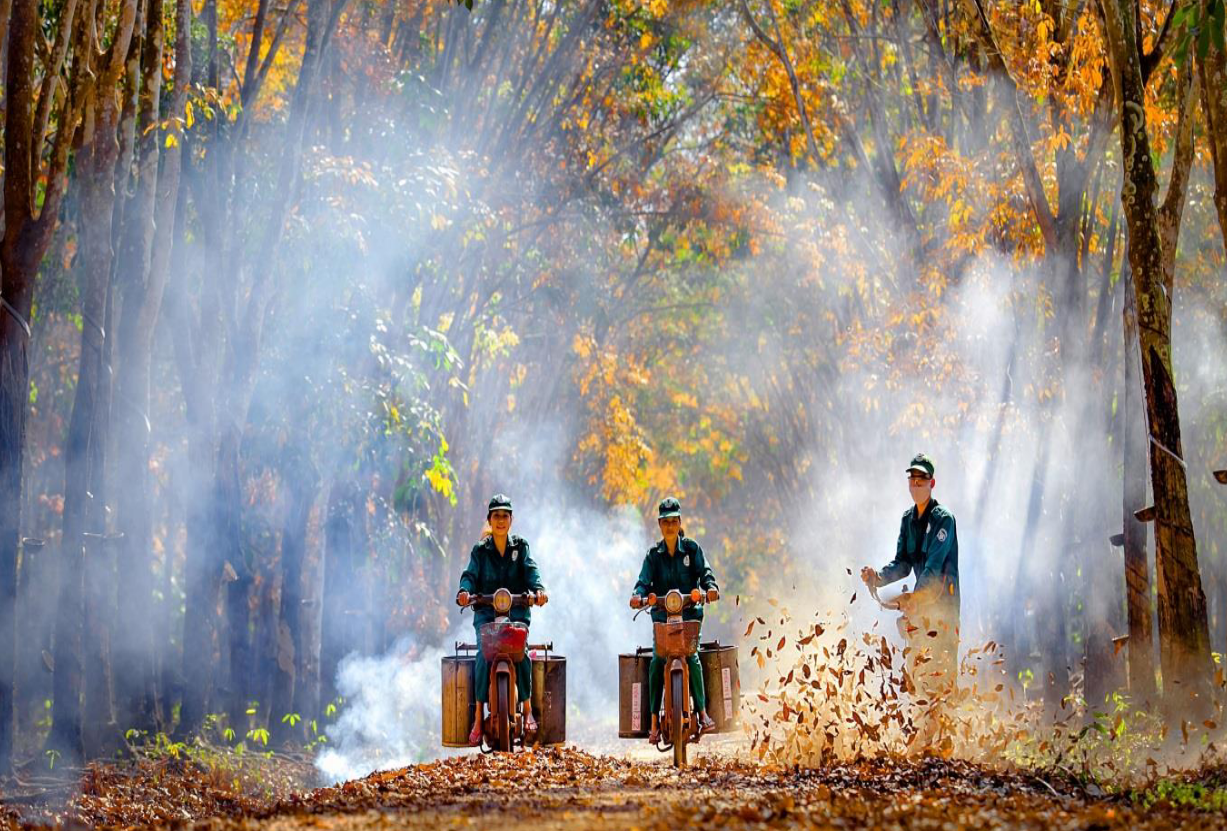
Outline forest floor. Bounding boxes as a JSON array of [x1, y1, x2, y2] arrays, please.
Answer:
[[4, 738, 1227, 829]]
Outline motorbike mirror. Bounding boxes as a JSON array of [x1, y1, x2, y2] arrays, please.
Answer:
[[689, 588, 702, 603]]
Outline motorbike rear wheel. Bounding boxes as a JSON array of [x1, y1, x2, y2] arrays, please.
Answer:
[[671, 671, 686, 768], [497, 675, 512, 752]]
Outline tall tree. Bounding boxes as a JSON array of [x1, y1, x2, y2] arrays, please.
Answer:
[[1100, 0, 1213, 705], [0, 0, 84, 769], [110, 0, 191, 737], [48, 0, 140, 763], [1122, 251, 1157, 701], [178, 0, 348, 737]]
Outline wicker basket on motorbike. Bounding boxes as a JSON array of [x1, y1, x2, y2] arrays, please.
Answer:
[[481, 619, 529, 661], [653, 620, 701, 656]]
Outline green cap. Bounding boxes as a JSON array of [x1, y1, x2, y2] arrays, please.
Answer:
[[905, 453, 935, 478], [487, 493, 513, 514], [657, 497, 682, 519]]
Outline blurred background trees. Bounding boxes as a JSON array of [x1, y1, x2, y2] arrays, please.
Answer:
[[0, 0, 1225, 769]]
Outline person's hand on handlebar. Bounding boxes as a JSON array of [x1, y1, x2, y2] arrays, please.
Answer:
[[860, 566, 880, 589], [706, 587, 720, 603], [629, 594, 643, 609], [456, 590, 471, 607], [535, 590, 549, 606]]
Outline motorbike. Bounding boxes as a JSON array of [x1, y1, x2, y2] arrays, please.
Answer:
[[632, 588, 714, 768], [458, 588, 544, 752]]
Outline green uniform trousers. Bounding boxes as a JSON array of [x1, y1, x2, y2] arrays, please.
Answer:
[[649, 652, 705, 715]]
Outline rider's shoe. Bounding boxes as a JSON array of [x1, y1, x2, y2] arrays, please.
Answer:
[[648, 725, 660, 744], [468, 722, 483, 747], [699, 713, 717, 734]]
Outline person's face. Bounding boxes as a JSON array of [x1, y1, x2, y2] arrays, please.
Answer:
[[489, 510, 512, 535], [908, 474, 933, 505], [658, 516, 681, 540]]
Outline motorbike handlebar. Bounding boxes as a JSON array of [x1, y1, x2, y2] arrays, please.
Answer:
[[634, 588, 715, 613], [460, 590, 543, 609]]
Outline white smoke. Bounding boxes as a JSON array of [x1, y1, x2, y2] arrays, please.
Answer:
[[316, 497, 654, 782]]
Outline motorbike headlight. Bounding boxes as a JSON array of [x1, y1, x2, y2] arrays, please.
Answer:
[[665, 590, 683, 615], [493, 588, 513, 615]]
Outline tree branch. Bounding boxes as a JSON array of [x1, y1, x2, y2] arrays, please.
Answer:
[[1157, 52, 1196, 293], [32, 0, 82, 171], [737, 0, 823, 165], [1142, 0, 1195, 83], [965, 0, 1059, 250]]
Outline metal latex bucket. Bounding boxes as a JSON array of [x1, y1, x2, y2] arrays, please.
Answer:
[[530, 654, 566, 746], [441, 655, 476, 747], [618, 649, 652, 737], [698, 641, 740, 732]]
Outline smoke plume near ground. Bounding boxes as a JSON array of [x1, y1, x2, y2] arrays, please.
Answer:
[[317, 497, 652, 781]]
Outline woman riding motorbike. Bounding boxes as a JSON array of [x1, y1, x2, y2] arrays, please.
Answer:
[[629, 496, 719, 744], [456, 493, 547, 746]]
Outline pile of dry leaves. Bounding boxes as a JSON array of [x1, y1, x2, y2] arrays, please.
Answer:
[[744, 599, 1226, 782], [0, 747, 315, 828]]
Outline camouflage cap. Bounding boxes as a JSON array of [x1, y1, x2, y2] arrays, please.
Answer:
[[905, 453, 935, 478]]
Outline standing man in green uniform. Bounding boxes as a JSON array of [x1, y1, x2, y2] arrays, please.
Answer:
[[629, 497, 720, 744], [456, 494, 547, 746], [861, 454, 960, 742]]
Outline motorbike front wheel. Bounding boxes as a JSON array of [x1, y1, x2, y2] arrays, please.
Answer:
[[671, 670, 686, 767], [497, 674, 512, 752]]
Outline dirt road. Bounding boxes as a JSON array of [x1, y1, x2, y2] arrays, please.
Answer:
[[7, 739, 1227, 829], [211, 745, 1225, 831]]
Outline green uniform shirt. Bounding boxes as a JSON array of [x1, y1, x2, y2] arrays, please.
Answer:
[[633, 536, 718, 623], [458, 535, 544, 627], [879, 499, 959, 612]]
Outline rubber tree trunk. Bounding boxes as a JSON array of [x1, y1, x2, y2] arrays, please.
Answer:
[[225, 559, 255, 735], [1122, 255, 1157, 702], [176, 422, 232, 739], [82, 282, 118, 759], [15, 539, 52, 733], [46, 0, 138, 764], [181, 0, 337, 738], [49, 114, 125, 764], [111, 0, 188, 738], [0, 0, 81, 770], [294, 491, 323, 741], [1008, 421, 1053, 702], [173, 0, 226, 742], [1084, 202, 1128, 707], [1101, 0, 1213, 707], [270, 445, 318, 746], [321, 477, 365, 713]]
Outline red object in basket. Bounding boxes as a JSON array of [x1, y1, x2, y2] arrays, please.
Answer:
[[480, 620, 528, 661]]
